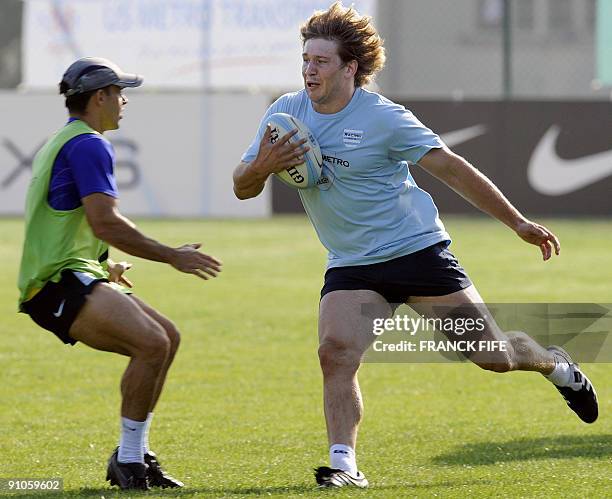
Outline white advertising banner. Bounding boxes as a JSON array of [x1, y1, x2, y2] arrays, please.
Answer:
[[0, 92, 270, 216], [23, 0, 377, 90]]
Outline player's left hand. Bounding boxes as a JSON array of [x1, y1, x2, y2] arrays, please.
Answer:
[[515, 220, 561, 261], [108, 260, 134, 288]]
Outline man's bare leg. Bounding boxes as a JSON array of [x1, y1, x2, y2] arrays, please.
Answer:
[[409, 285, 598, 422], [68, 283, 169, 474], [69, 284, 171, 420], [125, 296, 185, 488], [409, 285, 555, 373], [130, 296, 181, 413], [317, 290, 391, 480]]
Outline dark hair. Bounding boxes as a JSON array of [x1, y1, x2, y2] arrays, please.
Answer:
[[300, 1, 386, 87], [58, 81, 110, 114]]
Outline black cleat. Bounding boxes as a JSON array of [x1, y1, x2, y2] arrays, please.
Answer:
[[106, 448, 149, 490], [548, 346, 598, 423], [145, 451, 184, 488], [314, 466, 368, 488]]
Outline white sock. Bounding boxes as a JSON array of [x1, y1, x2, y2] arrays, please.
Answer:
[[545, 356, 572, 386], [330, 444, 357, 476], [142, 412, 153, 454], [118, 417, 145, 464]]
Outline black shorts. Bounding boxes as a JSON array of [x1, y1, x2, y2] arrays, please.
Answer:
[[20, 270, 107, 345], [321, 242, 472, 305]]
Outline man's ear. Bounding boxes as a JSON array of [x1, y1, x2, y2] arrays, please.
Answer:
[[93, 88, 106, 106], [345, 60, 358, 79]]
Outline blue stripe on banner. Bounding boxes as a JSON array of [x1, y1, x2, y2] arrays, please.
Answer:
[[52, 0, 83, 59]]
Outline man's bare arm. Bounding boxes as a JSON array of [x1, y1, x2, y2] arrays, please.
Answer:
[[233, 126, 309, 200], [82, 193, 221, 279], [418, 147, 560, 260], [233, 161, 269, 200]]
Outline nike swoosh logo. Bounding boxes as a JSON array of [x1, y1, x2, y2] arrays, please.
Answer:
[[53, 299, 66, 318], [440, 125, 488, 148], [528, 125, 612, 195]]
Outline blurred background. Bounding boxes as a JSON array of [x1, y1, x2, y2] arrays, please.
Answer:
[[0, 0, 610, 217]]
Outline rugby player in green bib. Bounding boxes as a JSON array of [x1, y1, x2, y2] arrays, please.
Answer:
[[233, 2, 598, 489], [18, 57, 222, 491]]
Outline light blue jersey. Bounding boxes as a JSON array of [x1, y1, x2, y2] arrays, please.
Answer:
[[242, 88, 450, 268]]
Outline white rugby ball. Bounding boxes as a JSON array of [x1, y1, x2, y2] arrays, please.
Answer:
[[267, 113, 323, 189]]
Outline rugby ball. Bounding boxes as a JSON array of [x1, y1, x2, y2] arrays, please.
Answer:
[[267, 113, 323, 189]]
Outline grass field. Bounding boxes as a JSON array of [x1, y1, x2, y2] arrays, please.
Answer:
[[0, 215, 610, 498]]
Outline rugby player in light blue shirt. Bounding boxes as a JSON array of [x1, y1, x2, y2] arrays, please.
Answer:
[[233, 2, 598, 489]]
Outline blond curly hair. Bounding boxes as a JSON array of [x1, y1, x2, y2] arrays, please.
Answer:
[[300, 1, 386, 87]]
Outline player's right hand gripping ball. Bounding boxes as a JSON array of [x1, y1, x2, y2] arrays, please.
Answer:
[[268, 113, 323, 189]]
